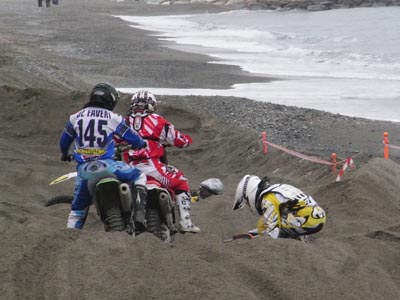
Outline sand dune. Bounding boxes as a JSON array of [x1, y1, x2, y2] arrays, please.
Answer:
[[1, 87, 399, 299], [1, 1, 399, 299]]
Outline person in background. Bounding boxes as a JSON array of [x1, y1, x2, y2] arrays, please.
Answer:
[[38, 0, 51, 7], [233, 175, 326, 240], [117, 90, 200, 233], [59, 83, 147, 233]]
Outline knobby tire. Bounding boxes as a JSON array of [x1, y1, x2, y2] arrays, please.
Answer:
[[104, 208, 125, 232]]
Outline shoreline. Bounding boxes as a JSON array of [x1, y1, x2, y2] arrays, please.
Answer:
[[116, 9, 400, 123]]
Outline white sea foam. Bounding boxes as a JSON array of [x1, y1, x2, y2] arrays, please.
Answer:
[[116, 7, 400, 122]]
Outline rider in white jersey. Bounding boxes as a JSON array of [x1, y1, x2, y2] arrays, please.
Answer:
[[59, 83, 147, 232]]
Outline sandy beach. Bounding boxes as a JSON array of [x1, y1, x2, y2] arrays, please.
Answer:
[[1, 1, 399, 299]]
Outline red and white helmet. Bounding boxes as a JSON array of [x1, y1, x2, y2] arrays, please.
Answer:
[[130, 90, 157, 113]]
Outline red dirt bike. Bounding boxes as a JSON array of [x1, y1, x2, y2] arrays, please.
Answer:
[[144, 178, 177, 241]]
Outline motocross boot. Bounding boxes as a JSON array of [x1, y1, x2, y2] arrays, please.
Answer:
[[132, 184, 147, 233], [176, 192, 200, 233], [67, 208, 89, 229]]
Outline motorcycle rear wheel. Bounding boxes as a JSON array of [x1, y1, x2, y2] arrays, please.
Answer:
[[146, 209, 171, 242], [104, 208, 125, 232]]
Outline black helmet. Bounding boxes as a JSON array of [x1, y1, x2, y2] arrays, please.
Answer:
[[88, 83, 119, 111], [130, 90, 157, 113]]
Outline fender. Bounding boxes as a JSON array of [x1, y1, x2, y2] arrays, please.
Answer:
[[49, 172, 77, 185]]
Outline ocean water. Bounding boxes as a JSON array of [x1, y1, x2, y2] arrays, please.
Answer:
[[116, 7, 400, 122]]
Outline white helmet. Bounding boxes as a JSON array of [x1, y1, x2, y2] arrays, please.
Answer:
[[130, 90, 157, 113], [233, 175, 261, 212]]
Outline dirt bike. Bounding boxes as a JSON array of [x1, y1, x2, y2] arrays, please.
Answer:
[[49, 146, 221, 241], [145, 178, 177, 242], [95, 175, 177, 242], [114, 143, 178, 241], [48, 167, 177, 242]]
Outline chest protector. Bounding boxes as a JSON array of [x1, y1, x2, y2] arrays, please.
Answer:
[[255, 183, 310, 215], [133, 114, 144, 131]]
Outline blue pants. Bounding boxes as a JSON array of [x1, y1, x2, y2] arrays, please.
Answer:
[[67, 159, 144, 229]]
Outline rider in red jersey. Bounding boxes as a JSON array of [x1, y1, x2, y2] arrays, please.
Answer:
[[116, 90, 200, 233]]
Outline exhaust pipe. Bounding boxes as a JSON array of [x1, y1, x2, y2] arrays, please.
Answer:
[[119, 183, 132, 212], [158, 191, 169, 201]]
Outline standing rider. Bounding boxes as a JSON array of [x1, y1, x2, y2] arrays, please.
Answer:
[[59, 83, 148, 232], [233, 175, 326, 239], [117, 90, 200, 233]]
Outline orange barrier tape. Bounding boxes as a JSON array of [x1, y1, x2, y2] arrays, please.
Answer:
[[261, 132, 358, 180], [387, 143, 400, 150], [265, 140, 336, 165]]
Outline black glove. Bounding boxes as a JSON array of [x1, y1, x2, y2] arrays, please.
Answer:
[[286, 199, 299, 209], [116, 143, 131, 154], [279, 200, 298, 218], [61, 154, 72, 162]]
